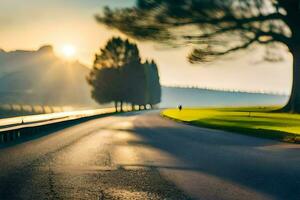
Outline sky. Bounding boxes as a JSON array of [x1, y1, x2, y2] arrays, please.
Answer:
[[0, 0, 293, 94]]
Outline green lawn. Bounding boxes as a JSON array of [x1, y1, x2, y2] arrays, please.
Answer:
[[162, 107, 300, 143]]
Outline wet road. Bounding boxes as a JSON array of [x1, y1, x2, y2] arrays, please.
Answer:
[[0, 111, 299, 200]]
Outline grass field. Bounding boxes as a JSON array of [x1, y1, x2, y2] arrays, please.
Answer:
[[162, 107, 300, 143]]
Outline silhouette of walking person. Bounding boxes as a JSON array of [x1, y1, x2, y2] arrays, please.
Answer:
[[178, 105, 182, 111]]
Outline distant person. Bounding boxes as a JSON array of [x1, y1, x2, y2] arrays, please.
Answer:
[[178, 105, 182, 111]]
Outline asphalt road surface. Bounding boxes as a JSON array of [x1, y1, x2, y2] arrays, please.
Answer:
[[0, 111, 299, 200]]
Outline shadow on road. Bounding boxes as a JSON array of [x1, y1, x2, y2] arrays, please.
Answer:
[[109, 113, 300, 200]]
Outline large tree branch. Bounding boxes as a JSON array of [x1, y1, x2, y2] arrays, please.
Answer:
[[248, 27, 291, 45], [183, 23, 291, 46], [188, 32, 276, 63], [183, 25, 243, 40], [161, 12, 285, 27]]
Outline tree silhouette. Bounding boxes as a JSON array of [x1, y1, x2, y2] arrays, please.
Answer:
[[87, 37, 161, 111], [87, 37, 141, 112], [87, 67, 121, 112], [144, 60, 161, 107], [126, 62, 147, 109], [96, 0, 300, 113]]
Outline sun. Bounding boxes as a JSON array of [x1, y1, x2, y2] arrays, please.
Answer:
[[61, 44, 76, 59]]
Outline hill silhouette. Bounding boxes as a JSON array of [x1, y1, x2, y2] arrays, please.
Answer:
[[0, 45, 97, 107]]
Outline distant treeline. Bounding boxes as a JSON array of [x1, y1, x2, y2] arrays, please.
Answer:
[[87, 37, 161, 112]]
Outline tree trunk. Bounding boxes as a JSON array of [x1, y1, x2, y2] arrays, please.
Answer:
[[120, 101, 123, 112], [131, 104, 135, 111], [114, 101, 118, 112], [281, 48, 300, 113], [280, 0, 300, 113]]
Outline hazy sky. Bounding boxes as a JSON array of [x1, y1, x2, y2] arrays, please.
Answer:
[[0, 0, 292, 94]]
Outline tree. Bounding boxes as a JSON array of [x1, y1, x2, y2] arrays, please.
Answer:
[[96, 0, 300, 113], [123, 60, 147, 109], [144, 60, 161, 107], [87, 37, 161, 111], [87, 67, 120, 111], [87, 37, 141, 112]]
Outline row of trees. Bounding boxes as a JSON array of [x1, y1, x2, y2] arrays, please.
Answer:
[[87, 37, 161, 112], [96, 0, 300, 113]]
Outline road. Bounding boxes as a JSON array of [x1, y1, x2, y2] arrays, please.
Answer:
[[0, 111, 299, 200]]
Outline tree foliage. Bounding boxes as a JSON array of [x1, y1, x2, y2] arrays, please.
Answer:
[[97, 0, 297, 62], [96, 0, 300, 112], [87, 37, 161, 111], [144, 60, 161, 105]]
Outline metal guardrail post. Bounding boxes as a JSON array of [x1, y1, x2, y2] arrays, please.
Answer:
[[3, 133, 8, 143], [9, 132, 14, 141]]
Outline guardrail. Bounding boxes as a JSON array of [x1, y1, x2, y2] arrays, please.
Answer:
[[0, 107, 116, 144]]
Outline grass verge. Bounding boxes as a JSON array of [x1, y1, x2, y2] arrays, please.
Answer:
[[162, 107, 300, 143]]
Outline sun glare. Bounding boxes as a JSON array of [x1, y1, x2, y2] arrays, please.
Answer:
[[61, 44, 76, 59]]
